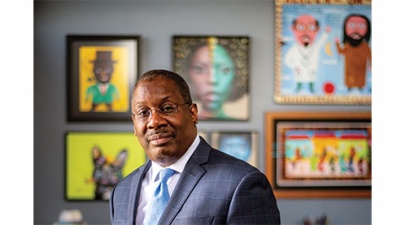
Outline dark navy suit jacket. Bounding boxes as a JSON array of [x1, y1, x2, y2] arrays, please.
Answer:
[[109, 137, 281, 225]]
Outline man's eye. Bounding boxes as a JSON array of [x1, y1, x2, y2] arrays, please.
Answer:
[[94, 68, 102, 73], [307, 25, 316, 31], [161, 105, 176, 113], [137, 109, 150, 117], [296, 24, 305, 31]]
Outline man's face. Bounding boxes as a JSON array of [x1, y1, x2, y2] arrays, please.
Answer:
[[131, 77, 198, 167], [292, 15, 320, 47], [93, 62, 114, 84], [345, 16, 368, 40]]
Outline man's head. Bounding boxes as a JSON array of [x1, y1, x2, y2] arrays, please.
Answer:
[[91, 51, 116, 84], [292, 14, 320, 47], [131, 69, 199, 167], [342, 14, 371, 46]]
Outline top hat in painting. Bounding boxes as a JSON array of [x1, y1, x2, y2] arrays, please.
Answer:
[[90, 51, 117, 64]]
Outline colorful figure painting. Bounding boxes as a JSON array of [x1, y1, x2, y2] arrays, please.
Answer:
[[283, 129, 370, 179], [275, 121, 371, 187], [67, 35, 139, 122], [275, 0, 371, 104], [79, 48, 129, 112]]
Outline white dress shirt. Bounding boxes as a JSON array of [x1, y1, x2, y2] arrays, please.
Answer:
[[135, 135, 200, 225]]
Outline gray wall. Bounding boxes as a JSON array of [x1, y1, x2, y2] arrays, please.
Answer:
[[34, 0, 371, 224]]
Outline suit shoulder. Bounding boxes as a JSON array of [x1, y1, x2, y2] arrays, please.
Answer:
[[208, 149, 259, 172]]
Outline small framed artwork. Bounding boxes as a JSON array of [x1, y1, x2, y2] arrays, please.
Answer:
[[265, 111, 371, 198], [67, 35, 140, 121], [211, 131, 258, 167], [172, 35, 250, 121], [65, 131, 146, 201], [274, 0, 371, 104]]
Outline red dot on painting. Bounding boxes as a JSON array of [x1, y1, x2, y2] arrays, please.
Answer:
[[324, 82, 335, 94]]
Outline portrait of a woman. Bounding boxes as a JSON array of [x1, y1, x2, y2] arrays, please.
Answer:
[[173, 36, 250, 121]]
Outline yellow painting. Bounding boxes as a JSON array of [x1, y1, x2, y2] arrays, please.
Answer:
[[65, 132, 146, 201], [67, 35, 139, 121]]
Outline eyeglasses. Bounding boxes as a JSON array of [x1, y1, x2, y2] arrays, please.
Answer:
[[132, 102, 191, 122], [294, 24, 317, 32]]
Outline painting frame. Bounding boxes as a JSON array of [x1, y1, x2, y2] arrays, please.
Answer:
[[64, 131, 147, 201], [172, 35, 250, 121], [210, 131, 258, 167], [67, 35, 140, 122], [265, 111, 371, 198], [274, 0, 372, 105]]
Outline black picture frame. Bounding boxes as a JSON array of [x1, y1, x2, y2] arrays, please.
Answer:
[[67, 35, 140, 122]]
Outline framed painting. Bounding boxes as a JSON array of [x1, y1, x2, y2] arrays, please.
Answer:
[[67, 35, 140, 121], [265, 111, 371, 198], [211, 131, 258, 167], [172, 35, 250, 121], [65, 131, 146, 201], [274, 0, 372, 104]]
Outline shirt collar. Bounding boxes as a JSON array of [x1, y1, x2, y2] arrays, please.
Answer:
[[150, 135, 200, 182]]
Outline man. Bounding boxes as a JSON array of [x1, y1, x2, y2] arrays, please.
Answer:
[[284, 14, 330, 93], [335, 14, 371, 91], [109, 69, 280, 224]]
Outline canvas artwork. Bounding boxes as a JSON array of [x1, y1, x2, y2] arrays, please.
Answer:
[[65, 132, 146, 201], [67, 35, 139, 121], [274, 0, 371, 104], [265, 112, 371, 198], [173, 36, 250, 121], [211, 131, 258, 167]]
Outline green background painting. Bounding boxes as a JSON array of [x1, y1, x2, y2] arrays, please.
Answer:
[[65, 132, 146, 200]]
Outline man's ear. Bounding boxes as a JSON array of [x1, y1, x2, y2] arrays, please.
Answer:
[[190, 103, 199, 124]]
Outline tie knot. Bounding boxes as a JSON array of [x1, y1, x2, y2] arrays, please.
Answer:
[[159, 168, 175, 183]]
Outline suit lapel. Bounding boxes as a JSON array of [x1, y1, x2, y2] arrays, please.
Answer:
[[160, 137, 212, 224], [128, 161, 151, 225]]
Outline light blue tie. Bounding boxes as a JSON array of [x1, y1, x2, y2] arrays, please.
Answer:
[[144, 168, 175, 225]]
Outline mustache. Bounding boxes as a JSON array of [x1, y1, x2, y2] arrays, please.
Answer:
[[146, 129, 175, 141], [349, 32, 363, 38]]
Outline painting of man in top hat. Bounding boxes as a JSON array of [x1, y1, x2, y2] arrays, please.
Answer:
[[85, 51, 120, 112], [68, 35, 139, 121]]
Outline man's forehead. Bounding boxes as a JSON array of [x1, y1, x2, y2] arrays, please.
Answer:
[[297, 15, 316, 24], [347, 16, 367, 23]]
